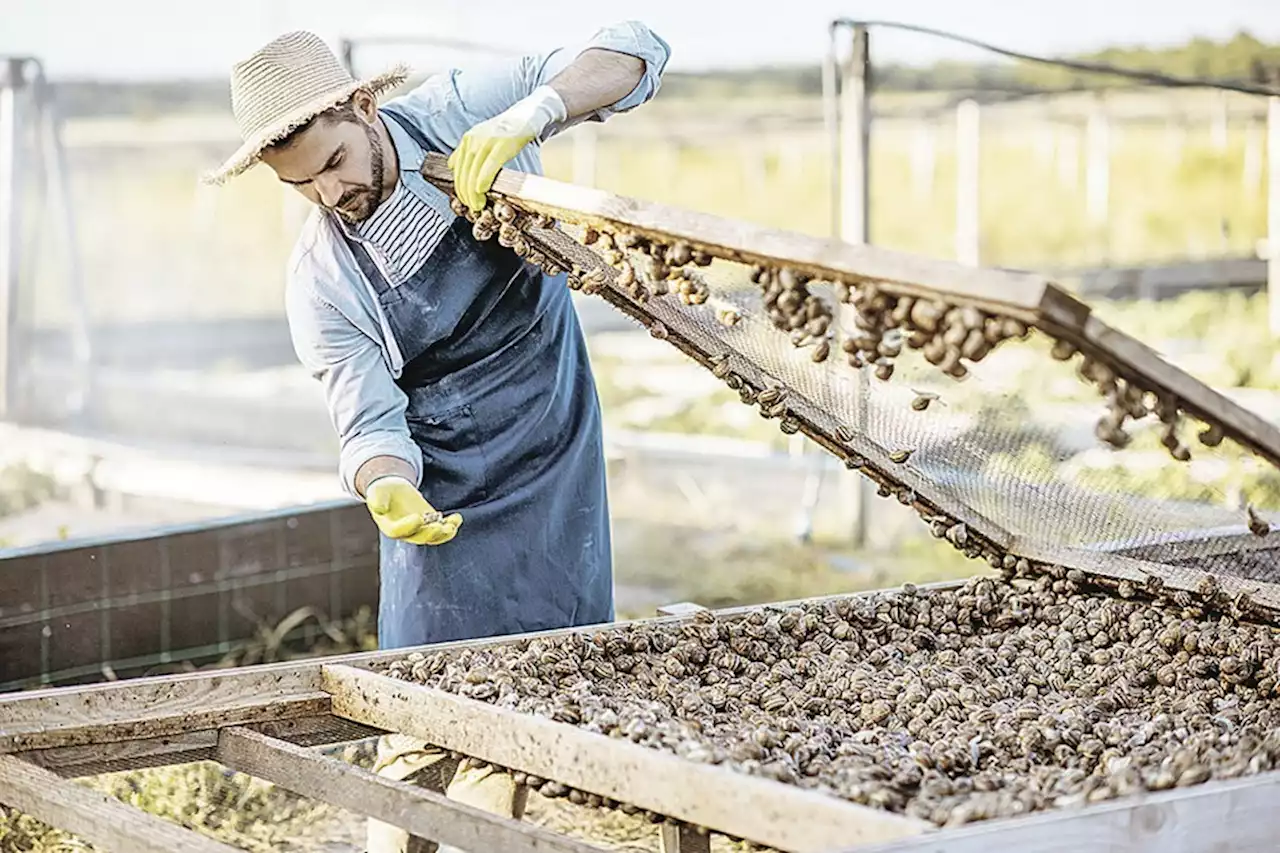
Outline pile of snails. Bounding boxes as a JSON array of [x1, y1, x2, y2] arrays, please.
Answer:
[[380, 573, 1280, 829]]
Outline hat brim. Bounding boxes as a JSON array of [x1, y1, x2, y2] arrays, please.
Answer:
[[201, 63, 411, 186]]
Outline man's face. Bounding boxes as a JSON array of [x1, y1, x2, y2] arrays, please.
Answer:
[[262, 91, 387, 223]]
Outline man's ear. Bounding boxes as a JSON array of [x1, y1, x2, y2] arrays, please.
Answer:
[[352, 89, 378, 124]]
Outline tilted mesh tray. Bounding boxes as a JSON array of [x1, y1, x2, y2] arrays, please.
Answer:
[[421, 154, 1280, 621]]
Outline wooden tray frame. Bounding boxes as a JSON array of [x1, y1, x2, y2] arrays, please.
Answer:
[[4, 585, 1280, 852]]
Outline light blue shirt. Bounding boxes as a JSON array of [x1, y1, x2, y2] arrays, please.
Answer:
[[284, 21, 671, 498]]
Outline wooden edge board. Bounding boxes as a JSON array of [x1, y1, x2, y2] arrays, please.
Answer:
[[321, 663, 928, 853], [217, 727, 607, 853], [0, 754, 241, 853], [1012, 541, 1280, 613], [0, 665, 321, 730], [0, 693, 331, 753], [523, 222, 1015, 551], [421, 153, 1056, 314], [21, 713, 387, 778], [832, 769, 1280, 853], [0, 581, 973, 749]]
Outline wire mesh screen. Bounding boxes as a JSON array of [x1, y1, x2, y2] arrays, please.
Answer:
[[656, 264, 1249, 545]]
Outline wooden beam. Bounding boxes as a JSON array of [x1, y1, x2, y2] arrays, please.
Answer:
[[322, 664, 927, 853], [420, 153, 1056, 316], [22, 713, 386, 778], [839, 770, 1280, 853], [0, 692, 331, 753], [0, 754, 240, 853], [0, 664, 322, 735], [660, 822, 712, 853], [217, 727, 604, 853]]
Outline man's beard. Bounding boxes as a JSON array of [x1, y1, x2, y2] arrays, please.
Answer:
[[330, 122, 386, 224]]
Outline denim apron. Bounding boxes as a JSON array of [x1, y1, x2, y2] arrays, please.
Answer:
[[338, 107, 614, 649]]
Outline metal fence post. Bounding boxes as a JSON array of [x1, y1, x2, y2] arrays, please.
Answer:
[[0, 58, 28, 420], [1268, 95, 1280, 336], [839, 23, 872, 549], [955, 99, 980, 266]]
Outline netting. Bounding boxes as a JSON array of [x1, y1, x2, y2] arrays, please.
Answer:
[[426, 170, 1280, 619]]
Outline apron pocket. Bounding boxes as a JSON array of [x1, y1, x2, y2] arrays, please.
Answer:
[[405, 404, 491, 510]]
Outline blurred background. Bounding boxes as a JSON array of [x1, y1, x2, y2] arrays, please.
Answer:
[[0, 0, 1279, 676], [3, 2, 1280, 849]]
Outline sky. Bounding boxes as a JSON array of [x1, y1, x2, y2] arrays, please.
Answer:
[[3, 0, 1280, 80]]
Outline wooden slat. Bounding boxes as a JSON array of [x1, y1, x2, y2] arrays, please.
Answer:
[[0, 755, 240, 853], [322, 664, 927, 853], [0, 692, 331, 752], [0, 665, 322, 732], [217, 727, 606, 853], [839, 770, 1280, 853], [421, 153, 1056, 315], [22, 713, 387, 778]]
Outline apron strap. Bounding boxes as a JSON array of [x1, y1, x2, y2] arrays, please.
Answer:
[[380, 106, 441, 154], [341, 233, 393, 297]]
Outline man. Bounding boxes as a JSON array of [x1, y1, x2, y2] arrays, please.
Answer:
[[203, 22, 670, 853]]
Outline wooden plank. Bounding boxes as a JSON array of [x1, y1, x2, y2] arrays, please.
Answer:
[[0, 661, 323, 733], [660, 822, 712, 853], [22, 713, 386, 778], [420, 153, 1056, 315], [0, 692, 330, 753], [0, 754, 240, 853], [322, 664, 927, 853], [838, 769, 1280, 853], [217, 727, 605, 853]]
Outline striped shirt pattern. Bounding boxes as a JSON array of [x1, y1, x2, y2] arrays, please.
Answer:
[[355, 169, 451, 286]]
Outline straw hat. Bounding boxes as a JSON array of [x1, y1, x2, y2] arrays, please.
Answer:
[[202, 31, 409, 185]]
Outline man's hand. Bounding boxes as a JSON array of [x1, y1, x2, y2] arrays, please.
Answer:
[[365, 476, 463, 546], [447, 85, 567, 212]]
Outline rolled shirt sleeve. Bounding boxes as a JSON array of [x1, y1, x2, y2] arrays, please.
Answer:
[[286, 264, 422, 499], [392, 20, 671, 150]]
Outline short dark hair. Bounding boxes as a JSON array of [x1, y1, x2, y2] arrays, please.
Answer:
[[267, 97, 360, 151]]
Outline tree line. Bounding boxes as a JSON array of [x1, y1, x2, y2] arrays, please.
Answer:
[[658, 30, 1280, 98]]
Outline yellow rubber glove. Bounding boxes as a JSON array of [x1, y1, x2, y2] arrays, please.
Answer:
[[447, 85, 567, 212], [365, 476, 463, 546]]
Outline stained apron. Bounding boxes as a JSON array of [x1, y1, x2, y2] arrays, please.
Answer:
[[339, 107, 614, 649]]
